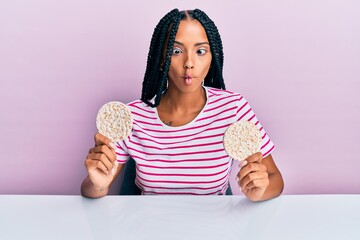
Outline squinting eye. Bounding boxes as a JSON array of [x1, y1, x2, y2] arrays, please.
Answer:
[[172, 47, 182, 55], [197, 49, 207, 55]]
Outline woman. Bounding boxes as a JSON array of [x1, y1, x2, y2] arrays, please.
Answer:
[[81, 9, 284, 201]]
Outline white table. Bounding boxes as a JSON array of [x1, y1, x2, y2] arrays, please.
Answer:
[[0, 194, 359, 240]]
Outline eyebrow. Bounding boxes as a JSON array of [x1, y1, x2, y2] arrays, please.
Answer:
[[174, 41, 209, 47]]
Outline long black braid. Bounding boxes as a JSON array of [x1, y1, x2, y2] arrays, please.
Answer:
[[141, 9, 225, 107]]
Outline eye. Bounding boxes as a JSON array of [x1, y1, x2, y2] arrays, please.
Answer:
[[172, 47, 183, 55], [197, 48, 207, 55]]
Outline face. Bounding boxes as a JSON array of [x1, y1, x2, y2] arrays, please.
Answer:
[[167, 19, 212, 93]]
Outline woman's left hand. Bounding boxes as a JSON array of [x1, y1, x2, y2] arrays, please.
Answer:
[[237, 152, 269, 201]]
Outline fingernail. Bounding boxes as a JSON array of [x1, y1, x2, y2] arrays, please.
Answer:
[[114, 161, 119, 167], [111, 168, 116, 175], [106, 170, 109, 175], [109, 142, 116, 150], [239, 160, 248, 168]]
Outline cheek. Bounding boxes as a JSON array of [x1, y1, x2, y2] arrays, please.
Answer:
[[169, 59, 182, 73], [168, 63, 175, 74], [167, 62, 179, 80], [201, 57, 212, 74]]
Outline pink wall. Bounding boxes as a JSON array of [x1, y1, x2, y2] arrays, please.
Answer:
[[1, 0, 359, 195]]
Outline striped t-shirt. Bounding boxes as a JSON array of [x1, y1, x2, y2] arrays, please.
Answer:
[[115, 86, 275, 195]]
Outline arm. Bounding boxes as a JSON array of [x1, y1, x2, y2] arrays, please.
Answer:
[[81, 133, 124, 198], [237, 153, 284, 201]]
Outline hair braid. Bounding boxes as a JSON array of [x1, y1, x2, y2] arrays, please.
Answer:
[[192, 9, 225, 90], [141, 9, 180, 107], [141, 19, 167, 99]]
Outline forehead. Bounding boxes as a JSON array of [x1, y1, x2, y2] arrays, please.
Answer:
[[175, 20, 209, 43]]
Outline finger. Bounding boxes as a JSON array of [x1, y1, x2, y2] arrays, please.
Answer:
[[94, 133, 117, 150], [245, 152, 263, 163], [86, 159, 109, 175], [242, 178, 269, 191], [89, 145, 116, 164], [239, 171, 268, 190], [238, 162, 267, 181], [87, 153, 113, 172], [110, 161, 119, 175]]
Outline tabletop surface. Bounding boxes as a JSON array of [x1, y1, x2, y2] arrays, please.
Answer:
[[0, 194, 359, 240]]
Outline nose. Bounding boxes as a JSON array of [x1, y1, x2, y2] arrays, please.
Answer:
[[184, 53, 194, 69]]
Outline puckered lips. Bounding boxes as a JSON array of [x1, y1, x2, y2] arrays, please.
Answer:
[[183, 73, 193, 85]]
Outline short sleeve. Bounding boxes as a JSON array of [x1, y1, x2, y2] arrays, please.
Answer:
[[115, 140, 130, 164], [234, 96, 275, 158]]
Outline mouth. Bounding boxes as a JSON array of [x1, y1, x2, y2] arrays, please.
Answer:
[[183, 74, 193, 85]]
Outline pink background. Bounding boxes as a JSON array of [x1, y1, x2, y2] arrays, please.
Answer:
[[1, 0, 359, 195]]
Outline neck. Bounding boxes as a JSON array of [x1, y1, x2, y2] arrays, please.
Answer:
[[160, 86, 206, 114]]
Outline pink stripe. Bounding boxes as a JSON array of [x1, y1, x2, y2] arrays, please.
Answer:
[[131, 154, 230, 163], [136, 113, 234, 133], [116, 153, 129, 157], [220, 182, 229, 194], [204, 98, 239, 112], [183, 133, 224, 141], [208, 88, 234, 95], [134, 120, 162, 126], [136, 172, 228, 184], [132, 111, 157, 120], [237, 108, 252, 121], [208, 95, 242, 105], [128, 100, 142, 107], [236, 102, 248, 115], [207, 89, 221, 96], [262, 132, 267, 139], [136, 166, 228, 177], [141, 189, 222, 195], [115, 143, 126, 151], [130, 104, 154, 114], [133, 124, 229, 139], [263, 145, 275, 157], [248, 114, 256, 121], [129, 139, 223, 150], [137, 161, 229, 169], [261, 138, 271, 150], [132, 133, 224, 145], [137, 180, 227, 190], [196, 107, 236, 122], [127, 146, 224, 156]]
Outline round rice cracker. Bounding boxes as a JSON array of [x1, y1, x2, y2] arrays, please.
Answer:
[[223, 120, 262, 161], [96, 101, 133, 143]]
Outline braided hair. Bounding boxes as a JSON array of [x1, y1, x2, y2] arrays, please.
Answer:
[[141, 9, 225, 107]]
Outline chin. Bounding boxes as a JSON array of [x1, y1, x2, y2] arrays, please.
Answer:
[[180, 85, 203, 94]]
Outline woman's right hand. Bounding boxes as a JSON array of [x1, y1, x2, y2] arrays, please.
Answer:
[[85, 133, 119, 190]]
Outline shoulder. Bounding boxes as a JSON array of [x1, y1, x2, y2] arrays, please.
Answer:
[[206, 87, 246, 104], [126, 99, 157, 122], [126, 99, 153, 110]]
